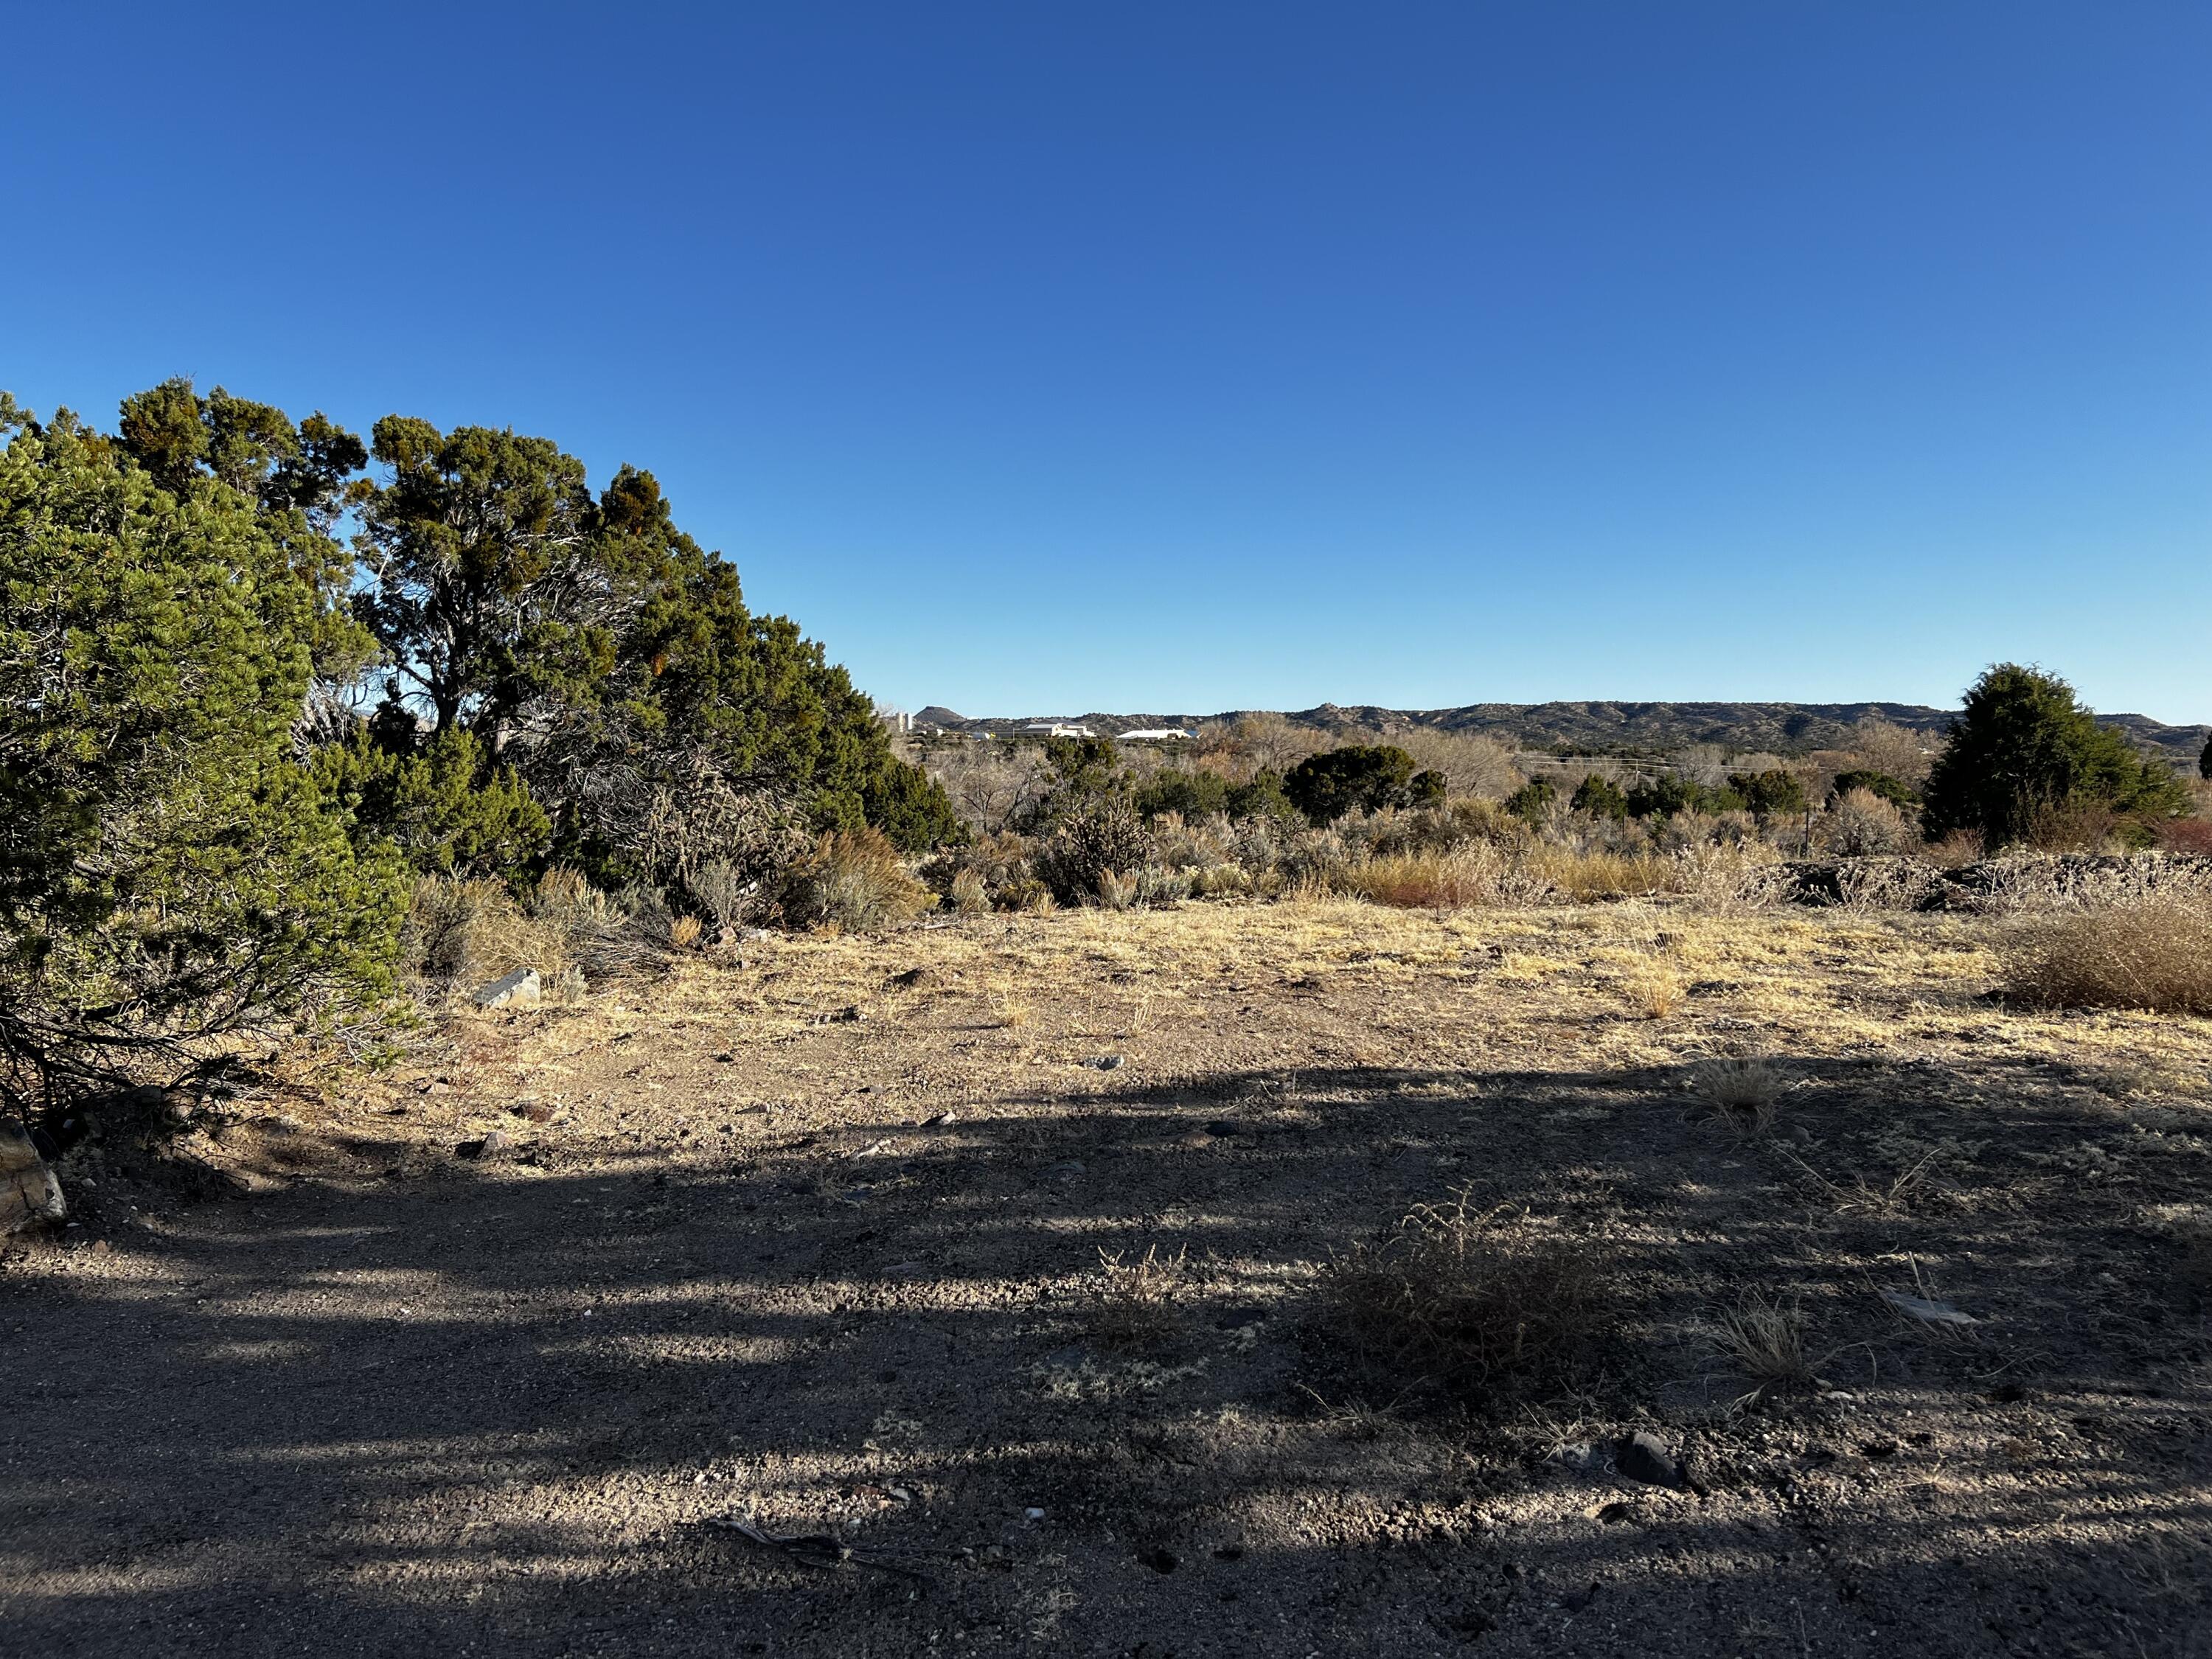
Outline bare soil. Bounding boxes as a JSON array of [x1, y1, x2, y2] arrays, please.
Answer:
[[6, 897, 2210, 1656]]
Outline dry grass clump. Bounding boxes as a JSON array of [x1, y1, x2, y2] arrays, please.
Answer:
[[948, 866, 991, 915], [1324, 1194, 1610, 1408], [1689, 1056, 1783, 1133], [781, 828, 935, 933], [1338, 844, 1545, 909], [1091, 1244, 1189, 1349], [1625, 968, 1686, 1020], [1998, 888, 2212, 1014], [1528, 846, 1674, 901], [1705, 1289, 1812, 1390], [405, 870, 675, 995]]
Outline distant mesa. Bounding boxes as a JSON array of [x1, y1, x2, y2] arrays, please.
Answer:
[[902, 699, 2206, 762]]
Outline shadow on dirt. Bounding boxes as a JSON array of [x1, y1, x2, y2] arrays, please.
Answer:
[[4, 1051, 2207, 1657]]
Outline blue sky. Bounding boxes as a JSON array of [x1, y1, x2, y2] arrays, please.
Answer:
[[4, 3, 2206, 720]]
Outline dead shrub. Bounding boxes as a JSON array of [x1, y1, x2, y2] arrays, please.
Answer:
[[782, 829, 935, 933], [948, 867, 991, 915], [1324, 1194, 1610, 1409], [1924, 827, 1985, 869], [668, 914, 704, 950], [1689, 1056, 1783, 1133], [527, 869, 672, 981], [1999, 890, 2212, 1014], [1037, 801, 1152, 905], [1818, 787, 1915, 857]]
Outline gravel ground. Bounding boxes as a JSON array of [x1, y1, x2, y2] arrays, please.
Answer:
[[5, 899, 2210, 1656]]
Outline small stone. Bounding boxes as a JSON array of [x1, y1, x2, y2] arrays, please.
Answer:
[[459, 1130, 515, 1161], [1023, 1506, 1046, 1523], [474, 968, 542, 1011], [1088, 1054, 1125, 1071], [921, 1111, 958, 1127], [1615, 1430, 1685, 1490]]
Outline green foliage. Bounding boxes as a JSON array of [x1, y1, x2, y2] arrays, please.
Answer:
[[1921, 664, 2190, 847], [1625, 774, 1736, 818], [1226, 768, 1299, 821], [1283, 745, 1419, 826], [2200, 734, 2211, 782], [863, 754, 970, 852], [116, 377, 375, 686], [349, 415, 959, 862], [0, 404, 404, 1104], [1829, 769, 1919, 810], [1136, 768, 1231, 821], [1570, 773, 1630, 819], [1726, 768, 1806, 819], [1503, 777, 1557, 823], [1409, 768, 1447, 807], [313, 726, 552, 878]]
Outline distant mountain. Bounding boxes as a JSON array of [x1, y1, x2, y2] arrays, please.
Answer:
[[915, 698, 2208, 765]]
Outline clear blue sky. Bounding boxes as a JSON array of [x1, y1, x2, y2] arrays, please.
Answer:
[[4, 3, 2206, 721]]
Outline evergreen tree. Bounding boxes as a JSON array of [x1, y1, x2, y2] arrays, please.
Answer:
[[1571, 773, 1630, 819], [1283, 745, 1419, 824], [1921, 664, 2189, 846], [0, 397, 404, 1107]]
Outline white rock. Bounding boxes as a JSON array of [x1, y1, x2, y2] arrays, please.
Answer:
[[475, 967, 542, 1010], [1, 1121, 64, 1234]]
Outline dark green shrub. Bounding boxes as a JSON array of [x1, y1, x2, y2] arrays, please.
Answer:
[[1409, 768, 1447, 807], [1284, 745, 1419, 825], [0, 398, 405, 1109], [1829, 769, 1919, 810], [1226, 768, 1299, 821], [1627, 774, 1731, 818], [2199, 734, 2211, 782], [1570, 774, 1630, 819], [315, 726, 552, 878], [1727, 769, 1807, 820], [1504, 777, 1557, 823], [1136, 768, 1231, 821], [1921, 664, 2190, 848]]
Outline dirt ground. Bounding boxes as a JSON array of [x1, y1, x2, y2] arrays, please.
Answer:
[[5, 896, 2211, 1657]]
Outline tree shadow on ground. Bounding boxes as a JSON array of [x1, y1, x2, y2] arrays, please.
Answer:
[[4, 1051, 2208, 1657]]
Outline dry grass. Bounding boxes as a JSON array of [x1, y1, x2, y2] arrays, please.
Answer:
[[1706, 1290, 1812, 1390], [404, 870, 672, 998], [1338, 846, 1531, 908], [1999, 891, 2212, 1015], [782, 828, 936, 933], [667, 914, 704, 950], [1526, 846, 1674, 901], [1091, 1244, 1189, 1349], [1625, 967, 1686, 1020], [1689, 1056, 1783, 1133], [1325, 1194, 1610, 1409], [948, 867, 991, 916]]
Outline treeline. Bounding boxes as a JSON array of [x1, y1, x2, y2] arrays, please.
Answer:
[[0, 381, 961, 1107]]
